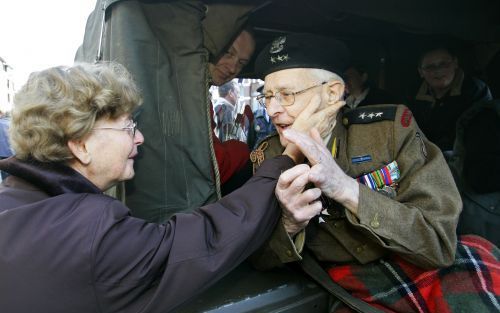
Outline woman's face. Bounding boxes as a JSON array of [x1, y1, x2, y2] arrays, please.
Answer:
[[82, 114, 144, 190]]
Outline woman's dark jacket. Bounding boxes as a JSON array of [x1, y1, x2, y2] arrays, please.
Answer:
[[0, 156, 292, 313]]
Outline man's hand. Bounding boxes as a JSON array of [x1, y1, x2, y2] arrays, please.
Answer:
[[292, 94, 345, 140], [282, 128, 360, 215], [275, 164, 323, 236]]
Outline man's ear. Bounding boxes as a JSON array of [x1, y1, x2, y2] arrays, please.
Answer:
[[67, 139, 91, 165], [327, 80, 345, 103]]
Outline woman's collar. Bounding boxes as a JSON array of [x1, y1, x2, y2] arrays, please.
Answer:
[[0, 157, 102, 196]]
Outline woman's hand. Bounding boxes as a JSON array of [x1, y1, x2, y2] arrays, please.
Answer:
[[275, 164, 322, 236], [282, 128, 360, 215]]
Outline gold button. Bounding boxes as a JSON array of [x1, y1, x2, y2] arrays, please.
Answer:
[[342, 117, 349, 126], [286, 250, 293, 257], [370, 213, 380, 228], [334, 222, 342, 228], [355, 246, 364, 253], [370, 220, 380, 228]]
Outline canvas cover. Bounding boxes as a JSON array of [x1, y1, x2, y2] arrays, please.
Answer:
[[75, 0, 498, 223], [76, 0, 253, 222]]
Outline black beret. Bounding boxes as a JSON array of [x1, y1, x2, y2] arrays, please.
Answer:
[[255, 33, 351, 79]]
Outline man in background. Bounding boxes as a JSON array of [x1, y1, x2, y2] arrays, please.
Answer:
[[208, 29, 255, 86], [344, 63, 397, 109], [409, 46, 492, 152], [214, 81, 238, 142], [209, 28, 256, 194]]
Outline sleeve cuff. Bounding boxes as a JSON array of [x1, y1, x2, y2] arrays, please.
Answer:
[[269, 220, 304, 263], [254, 155, 295, 179]]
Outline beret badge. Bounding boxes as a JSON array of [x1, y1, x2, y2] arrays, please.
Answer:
[[269, 36, 290, 64], [255, 33, 350, 78], [270, 36, 286, 54]]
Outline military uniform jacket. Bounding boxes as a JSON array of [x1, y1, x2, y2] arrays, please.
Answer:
[[251, 105, 462, 270]]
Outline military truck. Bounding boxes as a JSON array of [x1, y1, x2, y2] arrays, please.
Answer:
[[76, 1, 500, 311]]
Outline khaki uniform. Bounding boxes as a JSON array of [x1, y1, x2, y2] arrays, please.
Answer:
[[251, 104, 462, 270]]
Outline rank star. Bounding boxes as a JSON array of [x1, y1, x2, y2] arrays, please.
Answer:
[[359, 113, 367, 119], [270, 56, 276, 63], [277, 54, 290, 61], [367, 113, 375, 118], [375, 112, 383, 117]]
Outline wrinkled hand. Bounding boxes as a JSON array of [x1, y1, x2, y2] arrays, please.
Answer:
[[292, 94, 345, 140], [282, 128, 360, 215], [275, 164, 323, 236]]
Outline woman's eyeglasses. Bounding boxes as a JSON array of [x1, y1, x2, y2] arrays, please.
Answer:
[[93, 121, 138, 137]]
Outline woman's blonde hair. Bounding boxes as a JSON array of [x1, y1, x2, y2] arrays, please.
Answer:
[[11, 62, 142, 162]]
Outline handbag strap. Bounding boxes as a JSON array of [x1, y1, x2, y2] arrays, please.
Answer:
[[300, 252, 384, 313]]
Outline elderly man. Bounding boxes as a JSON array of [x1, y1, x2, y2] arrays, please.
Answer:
[[409, 46, 492, 152], [250, 33, 500, 313]]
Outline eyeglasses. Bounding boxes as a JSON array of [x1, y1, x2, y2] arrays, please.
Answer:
[[420, 61, 454, 73], [256, 81, 327, 108], [93, 121, 138, 137]]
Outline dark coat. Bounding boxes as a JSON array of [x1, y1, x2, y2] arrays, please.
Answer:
[[449, 100, 500, 247], [0, 156, 292, 313], [409, 70, 492, 151]]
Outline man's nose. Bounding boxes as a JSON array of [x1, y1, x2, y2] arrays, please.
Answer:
[[266, 96, 285, 117]]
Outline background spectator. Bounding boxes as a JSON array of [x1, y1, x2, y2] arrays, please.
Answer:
[[214, 81, 238, 141], [344, 63, 397, 109], [408, 45, 492, 152]]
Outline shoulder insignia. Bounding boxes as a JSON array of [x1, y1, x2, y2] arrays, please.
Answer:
[[401, 107, 413, 127], [250, 133, 279, 174], [342, 106, 397, 127], [415, 132, 427, 159], [250, 141, 268, 165]]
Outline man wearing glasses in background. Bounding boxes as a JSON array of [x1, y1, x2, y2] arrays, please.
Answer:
[[409, 45, 492, 153]]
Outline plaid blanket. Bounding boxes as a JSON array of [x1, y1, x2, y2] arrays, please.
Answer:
[[327, 235, 500, 313]]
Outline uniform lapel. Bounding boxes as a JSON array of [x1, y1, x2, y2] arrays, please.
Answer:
[[328, 111, 350, 174]]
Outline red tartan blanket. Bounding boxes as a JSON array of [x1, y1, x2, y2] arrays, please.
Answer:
[[327, 235, 500, 313]]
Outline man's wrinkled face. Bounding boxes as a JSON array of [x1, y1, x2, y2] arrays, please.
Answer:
[[419, 49, 458, 92], [209, 31, 255, 86], [263, 68, 330, 147]]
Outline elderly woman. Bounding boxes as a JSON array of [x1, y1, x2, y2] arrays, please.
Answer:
[[0, 62, 303, 313]]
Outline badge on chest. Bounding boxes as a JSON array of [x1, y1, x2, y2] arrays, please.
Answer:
[[356, 160, 400, 198]]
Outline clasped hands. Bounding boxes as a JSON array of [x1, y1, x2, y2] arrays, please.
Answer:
[[278, 96, 359, 236]]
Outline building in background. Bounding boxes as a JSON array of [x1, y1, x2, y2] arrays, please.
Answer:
[[0, 57, 15, 113]]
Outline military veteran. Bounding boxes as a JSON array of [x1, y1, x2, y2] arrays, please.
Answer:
[[250, 33, 500, 313], [0, 62, 311, 313]]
